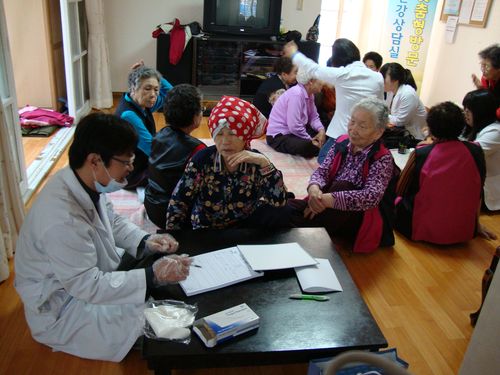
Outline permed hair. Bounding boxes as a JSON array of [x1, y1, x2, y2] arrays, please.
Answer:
[[351, 97, 389, 131], [127, 66, 162, 92], [362, 51, 383, 70], [163, 84, 203, 129], [427, 102, 466, 140]]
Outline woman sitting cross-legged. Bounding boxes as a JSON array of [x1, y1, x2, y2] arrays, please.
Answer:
[[287, 97, 400, 253], [165, 96, 288, 230], [395, 101, 487, 244], [144, 84, 206, 229], [266, 69, 326, 158], [462, 89, 500, 212]]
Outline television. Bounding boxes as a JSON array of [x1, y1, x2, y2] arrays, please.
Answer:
[[203, 0, 282, 37]]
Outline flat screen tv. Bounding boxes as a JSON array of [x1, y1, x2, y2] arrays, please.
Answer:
[[203, 0, 282, 37]]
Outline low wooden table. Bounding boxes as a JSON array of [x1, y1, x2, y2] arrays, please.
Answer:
[[143, 227, 387, 374]]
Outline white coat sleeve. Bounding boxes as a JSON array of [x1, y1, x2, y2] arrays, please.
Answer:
[[389, 89, 418, 127], [104, 196, 149, 258], [293, 52, 343, 86], [41, 221, 147, 305], [476, 126, 500, 156]]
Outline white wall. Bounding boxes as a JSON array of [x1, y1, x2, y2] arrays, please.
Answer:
[[420, 0, 500, 106], [4, 0, 53, 108], [103, 0, 321, 92]]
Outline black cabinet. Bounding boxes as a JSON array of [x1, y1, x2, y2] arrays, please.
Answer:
[[194, 36, 320, 101], [156, 34, 320, 100], [156, 33, 194, 86]]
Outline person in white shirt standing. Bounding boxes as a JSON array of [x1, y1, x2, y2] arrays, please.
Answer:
[[283, 39, 384, 163], [380, 62, 427, 140]]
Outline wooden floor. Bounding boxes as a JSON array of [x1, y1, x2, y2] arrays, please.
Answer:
[[5, 107, 500, 374]]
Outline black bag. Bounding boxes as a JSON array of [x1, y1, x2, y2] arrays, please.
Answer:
[[382, 127, 419, 149], [306, 15, 320, 42]]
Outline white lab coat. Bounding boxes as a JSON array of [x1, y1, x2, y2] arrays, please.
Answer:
[[15, 167, 149, 362], [292, 53, 384, 139], [476, 122, 500, 210], [385, 84, 427, 140]]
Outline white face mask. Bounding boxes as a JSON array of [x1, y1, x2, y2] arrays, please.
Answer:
[[93, 163, 127, 193]]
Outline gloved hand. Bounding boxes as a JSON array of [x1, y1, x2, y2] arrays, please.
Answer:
[[152, 254, 192, 286], [145, 233, 179, 254]]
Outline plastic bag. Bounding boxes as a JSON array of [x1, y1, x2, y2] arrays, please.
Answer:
[[143, 299, 198, 344]]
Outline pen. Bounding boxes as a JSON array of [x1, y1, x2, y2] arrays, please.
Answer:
[[191, 264, 202, 268], [289, 293, 329, 301]]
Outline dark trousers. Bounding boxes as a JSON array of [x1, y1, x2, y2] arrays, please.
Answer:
[[144, 197, 167, 230], [287, 181, 363, 240], [266, 125, 320, 158]]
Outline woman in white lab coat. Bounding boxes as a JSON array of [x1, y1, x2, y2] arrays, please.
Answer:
[[15, 113, 191, 362], [381, 62, 427, 140], [463, 89, 500, 211]]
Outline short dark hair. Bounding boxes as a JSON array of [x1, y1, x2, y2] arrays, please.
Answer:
[[426, 102, 466, 140], [69, 113, 138, 169], [479, 44, 500, 69], [380, 62, 418, 91], [363, 51, 383, 70], [462, 89, 498, 140], [163, 84, 202, 129], [274, 57, 295, 75], [331, 38, 360, 68]]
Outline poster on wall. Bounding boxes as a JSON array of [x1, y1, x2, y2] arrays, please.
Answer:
[[382, 0, 438, 93]]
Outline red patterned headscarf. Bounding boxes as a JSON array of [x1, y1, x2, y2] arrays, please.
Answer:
[[208, 96, 268, 149]]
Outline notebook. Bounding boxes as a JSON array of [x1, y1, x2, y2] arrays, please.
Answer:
[[294, 258, 343, 293], [179, 247, 263, 296]]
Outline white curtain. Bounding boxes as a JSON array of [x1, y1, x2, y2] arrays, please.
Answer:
[[85, 0, 113, 109], [0, 117, 25, 282]]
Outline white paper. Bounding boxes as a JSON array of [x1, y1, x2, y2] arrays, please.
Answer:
[[295, 258, 343, 293], [459, 0, 474, 24], [445, 16, 459, 44], [471, 0, 488, 22], [443, 0, 461, 15], [179, 247, 263, 296], [237, 242, 317, 271], [390, 149, 413, 170]]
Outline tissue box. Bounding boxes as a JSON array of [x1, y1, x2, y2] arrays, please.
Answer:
[[193, 303, 259, 347]]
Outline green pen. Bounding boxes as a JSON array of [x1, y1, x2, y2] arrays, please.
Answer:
[[289, 293, 330, 301]]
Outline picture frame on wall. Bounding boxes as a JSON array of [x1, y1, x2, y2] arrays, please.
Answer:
[[440, 0, 493, 27]]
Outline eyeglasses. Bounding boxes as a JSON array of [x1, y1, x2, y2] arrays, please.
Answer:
[[111, 156, 135, 167], [480, 62, 492, 71]]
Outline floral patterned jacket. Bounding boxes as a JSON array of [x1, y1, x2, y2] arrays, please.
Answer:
[[166, 146, 287, 230]]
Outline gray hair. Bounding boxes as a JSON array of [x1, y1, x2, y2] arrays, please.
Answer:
[[296, 66, 314, 85], [127, 66, 162, 92], [351, 97, 389, 130]]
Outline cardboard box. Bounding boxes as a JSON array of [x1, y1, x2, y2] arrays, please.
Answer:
[[193, 303, 259, 347]]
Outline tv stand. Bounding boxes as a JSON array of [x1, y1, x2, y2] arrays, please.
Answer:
[[192, 35, 320, 101]]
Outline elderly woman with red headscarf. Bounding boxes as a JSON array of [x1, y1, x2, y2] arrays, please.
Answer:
[[165, 96, 288, 230]]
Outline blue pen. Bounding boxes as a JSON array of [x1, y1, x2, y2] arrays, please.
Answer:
[[289, 293, 329, 301]]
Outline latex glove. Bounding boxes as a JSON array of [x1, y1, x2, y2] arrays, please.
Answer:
[[152, 255, 192, 286], [145, 233, 179, 254]]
